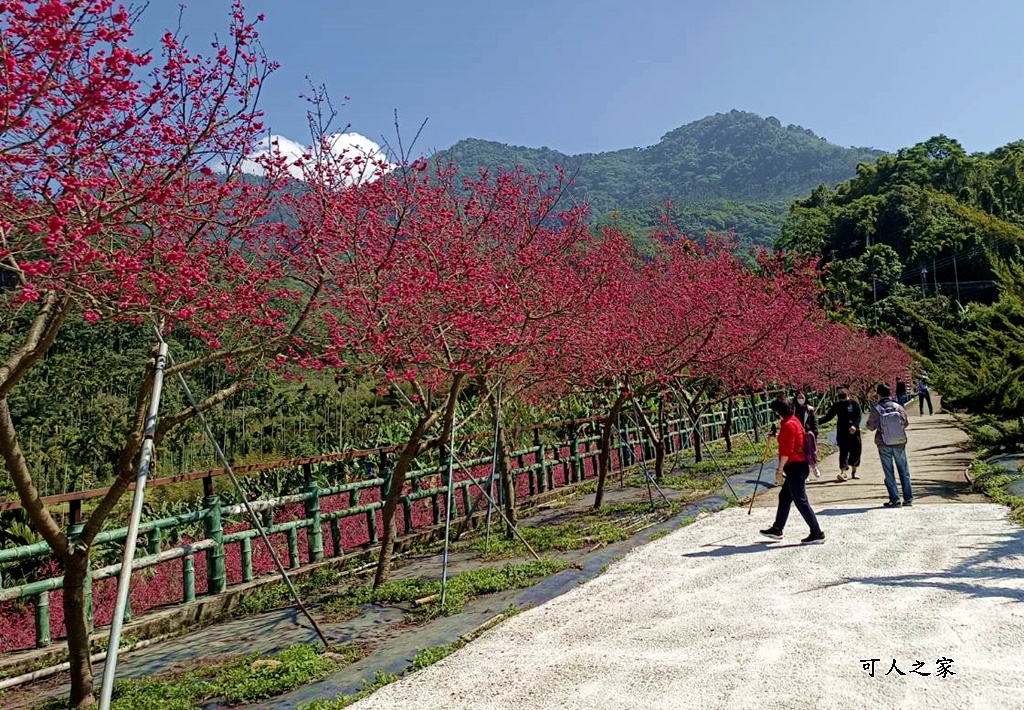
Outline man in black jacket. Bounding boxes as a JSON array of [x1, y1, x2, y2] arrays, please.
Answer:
[[818, 387, 862, 481]]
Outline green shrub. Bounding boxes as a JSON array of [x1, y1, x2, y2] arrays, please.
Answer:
[[33, 643, 355, 709]]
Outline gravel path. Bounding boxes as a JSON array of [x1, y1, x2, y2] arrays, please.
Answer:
[[347, 409, 1024, 710]]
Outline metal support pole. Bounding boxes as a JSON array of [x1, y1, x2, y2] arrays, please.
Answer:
[[627, 397, 671, 506], [681, 398, 739, 502], [157, 334, 330, 651], [447, 449, 542, 562], [98, 341, 168, 710], [440, 419, 457, 608], [747, 437, 774, 515], [701, 420, 740, 500]]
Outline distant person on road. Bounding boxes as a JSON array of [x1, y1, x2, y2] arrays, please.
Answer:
[[917, 373, 933, 415], [818, 387, 862, 481], [895, 378, 908, 405], [794, 391, 821, 478], [867, 383, 914, 508], [759, 396, 825, 545]]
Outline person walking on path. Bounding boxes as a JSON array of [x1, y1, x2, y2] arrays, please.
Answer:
[[867, 383, 914, 508], [818, 387, 862, 482], [895, 378, 908, 405], [917, 373, 934, 415], [794, 391, 821, 478], [760, 396, 825, 544]]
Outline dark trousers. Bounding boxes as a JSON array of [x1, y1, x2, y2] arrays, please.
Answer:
[[837, 431, 862, 470], [918, 390, 933, 415], [772, 462, 821, 535]]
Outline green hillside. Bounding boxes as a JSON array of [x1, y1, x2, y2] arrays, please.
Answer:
[[434, 110, 885, 248]]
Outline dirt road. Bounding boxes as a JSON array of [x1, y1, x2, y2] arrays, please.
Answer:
[[753, 394, 986, 510]]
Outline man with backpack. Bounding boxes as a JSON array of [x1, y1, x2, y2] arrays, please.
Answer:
[[866, 383, 913, 508]]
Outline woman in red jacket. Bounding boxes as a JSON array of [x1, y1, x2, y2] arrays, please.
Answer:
[[760, 396, 825, 544]]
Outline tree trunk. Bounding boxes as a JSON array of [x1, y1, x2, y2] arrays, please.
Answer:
[[632, 393, 666, 480], [724, 396, 734, 453], [593, 395, 626, 509], [495, 426, 516, 540], [372, 441, 420, 589], [64, 551, 95, 707], [373, 374, 464, 589]]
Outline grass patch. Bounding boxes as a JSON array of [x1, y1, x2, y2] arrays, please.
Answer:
[[677, 440, 766, 477], [299, 671, 400, 710], [237, 566, 345, 616], [409, 639, 465, 671], [36, 643, 352, 710], [214, 644, 339, 705], [463, 500, 683, 560], [650, 472, 721, 490], [970, 459, 1024, 525], [465, 520, 629, 560], [648, 529, 671, 542], [616, 440, 768, 492], [320, 559, 565, 620], [574, 479, 600, 494], [585, 500, 681, 518]]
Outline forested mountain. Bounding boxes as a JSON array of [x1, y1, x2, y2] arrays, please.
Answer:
[[777, 135, 1024, 332], [434, 110, 885, 248], [776, 134, 1024, 445]]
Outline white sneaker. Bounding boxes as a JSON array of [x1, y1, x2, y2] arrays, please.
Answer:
[[836, 471, 848, 482], [814, 467, 821, 478]]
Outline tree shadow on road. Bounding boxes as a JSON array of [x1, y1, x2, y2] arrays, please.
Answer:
[[845, 527, 1024, 602]]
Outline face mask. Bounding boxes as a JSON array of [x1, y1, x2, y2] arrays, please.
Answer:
[[797, 398, 805, 405]]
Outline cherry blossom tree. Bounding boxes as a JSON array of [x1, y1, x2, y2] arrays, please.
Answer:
[[287, 127, 613, 585], [0, 2, 305, 704], [556, 229, 830, 503]]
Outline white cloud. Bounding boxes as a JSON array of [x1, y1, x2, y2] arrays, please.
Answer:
[[240, 132, 391, 184]]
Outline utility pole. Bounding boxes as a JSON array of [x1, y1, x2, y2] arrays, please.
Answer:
[[933, 255, 939, 295], [953, 249, 961, 302], [867, 233, 877, 314], [921, 266, 928, 295]]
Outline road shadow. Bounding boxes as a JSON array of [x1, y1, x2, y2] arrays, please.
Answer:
[[817, 507, 874, 517], [916, 442, 969, 454], [683, 541, 803, 558], [846, 527, 1024, 603]]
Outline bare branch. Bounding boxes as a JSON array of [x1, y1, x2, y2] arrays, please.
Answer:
[[0, 293, 72, 398], [154, 381, 242, 444], [0, 399, 70, 559]]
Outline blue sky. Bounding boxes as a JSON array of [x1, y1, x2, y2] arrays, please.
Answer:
[[135, 0, 1024, 158]]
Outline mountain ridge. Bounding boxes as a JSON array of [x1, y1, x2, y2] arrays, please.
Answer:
[[433, 110, 887, 247]]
